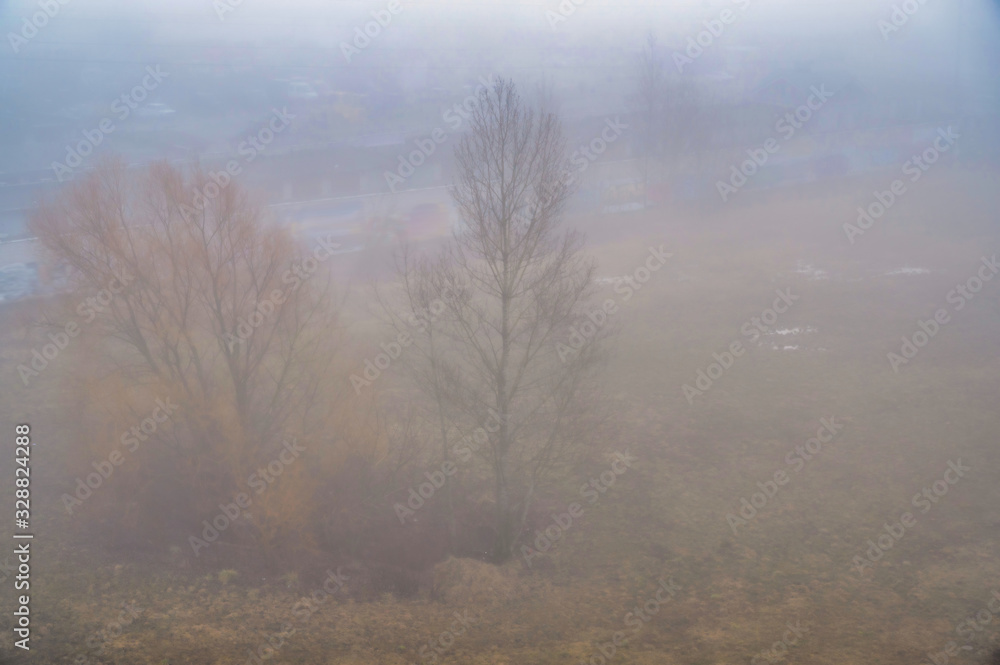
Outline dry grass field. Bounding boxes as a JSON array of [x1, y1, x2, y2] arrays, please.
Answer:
[[3, 165, 1000, 664]]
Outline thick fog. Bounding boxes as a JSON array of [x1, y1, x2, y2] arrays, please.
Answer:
[[1, 1, 1000, 664]]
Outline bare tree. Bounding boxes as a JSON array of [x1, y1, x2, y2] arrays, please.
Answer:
[[373, 246, 465, 546], [385, 79, 607, 563], [30, 157, 346, 558]]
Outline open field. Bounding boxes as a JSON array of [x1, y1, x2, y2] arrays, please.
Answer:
[[2, 165, 1000, 664]]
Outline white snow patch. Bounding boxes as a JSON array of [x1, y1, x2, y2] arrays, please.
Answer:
[[793, 260, 829, 280], [758, 325, 818, 351], [772, 326, 818, 336], [595, 276, 627, 286], [884, 267, 931, 276]]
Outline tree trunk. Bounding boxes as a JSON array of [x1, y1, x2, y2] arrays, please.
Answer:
[[492, 475, 516, 563]]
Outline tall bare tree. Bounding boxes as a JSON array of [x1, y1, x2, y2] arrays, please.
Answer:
[[386, 79, 607, 563]]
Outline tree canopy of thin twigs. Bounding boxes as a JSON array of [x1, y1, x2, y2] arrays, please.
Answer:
[[380, 79, 609, 563]]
